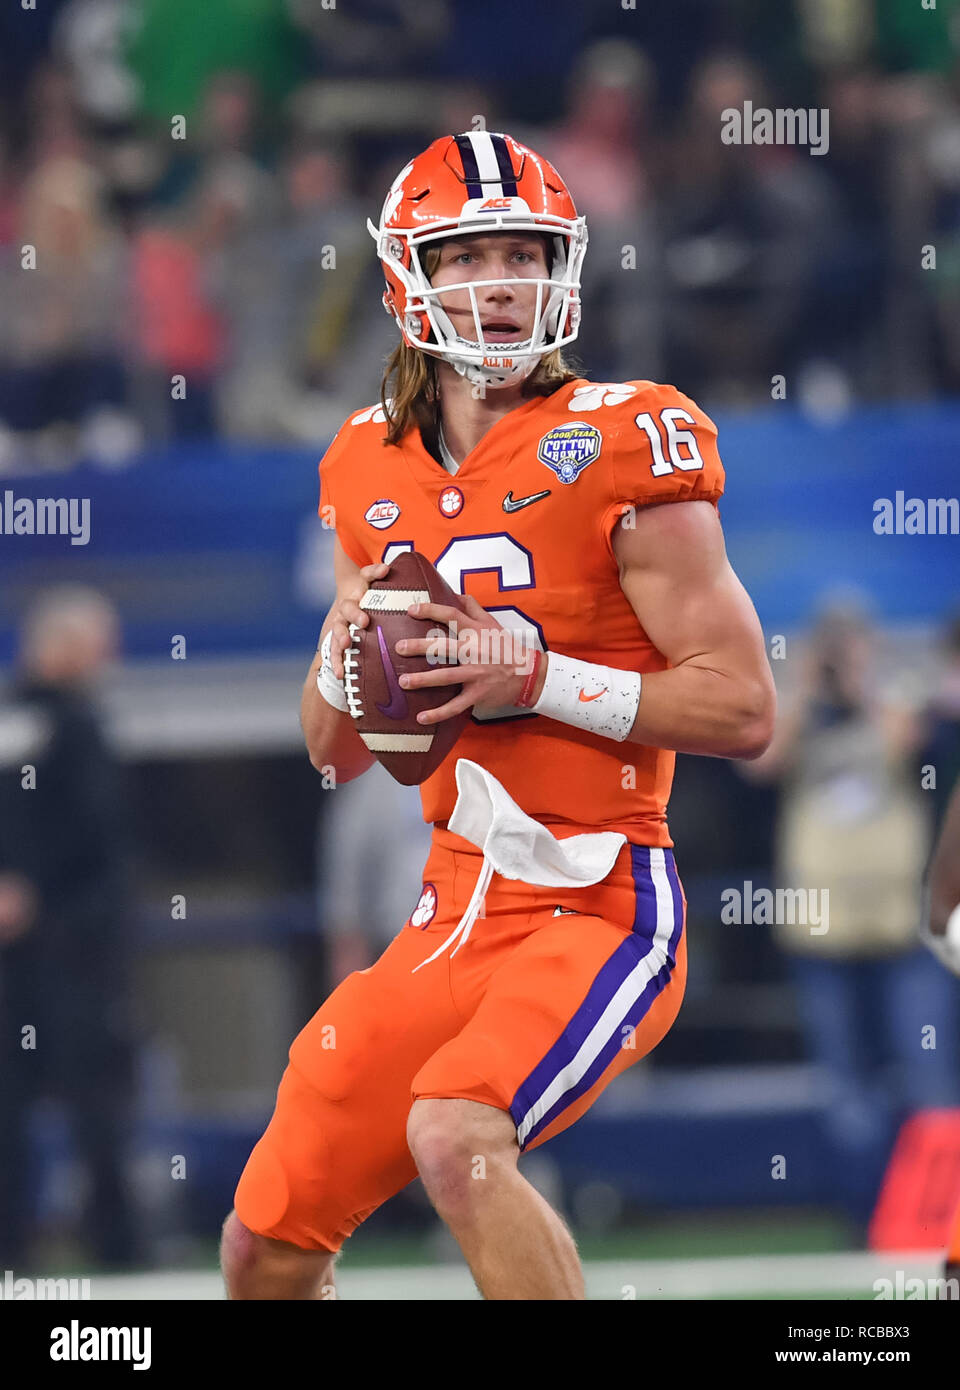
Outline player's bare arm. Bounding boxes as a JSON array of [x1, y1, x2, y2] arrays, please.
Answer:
[[299, 537, 384, 780], [397, 500, 775, 760], [928, 777, 960, 937], [609, 499, 776, 759]]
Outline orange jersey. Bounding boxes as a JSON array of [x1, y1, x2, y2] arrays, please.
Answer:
[[317, 377, 725, 847]]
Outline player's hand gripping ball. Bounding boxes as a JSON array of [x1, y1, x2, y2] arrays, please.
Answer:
[[345, 551, 470, 784]]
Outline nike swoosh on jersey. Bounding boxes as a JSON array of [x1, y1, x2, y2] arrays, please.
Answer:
[[578, 687, 608, 702], [375, 625, 409, 719], [502, 489, 551, 513]]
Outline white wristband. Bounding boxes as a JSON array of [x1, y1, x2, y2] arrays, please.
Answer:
[[531, 651, 642, 742], [922, 903, 960, 978], [316, 629, 349, 712]]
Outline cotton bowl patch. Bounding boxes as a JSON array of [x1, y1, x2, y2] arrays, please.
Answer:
[[536, 421, 602, 484]]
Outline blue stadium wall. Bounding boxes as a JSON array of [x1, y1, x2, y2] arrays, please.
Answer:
[[0, 402, 957, 662]]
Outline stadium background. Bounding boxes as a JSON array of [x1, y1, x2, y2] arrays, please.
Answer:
[[1, 0, 959, 1298]]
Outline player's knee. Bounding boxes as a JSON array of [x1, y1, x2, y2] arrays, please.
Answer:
[[220, 1209, 264, 1279], [407, 1099, 515, 1213], [220, 1209, 336, 1298], [220, 1210, 309, 1277]]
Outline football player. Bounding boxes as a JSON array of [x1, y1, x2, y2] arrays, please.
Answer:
[[222, 132, 776, 1299]]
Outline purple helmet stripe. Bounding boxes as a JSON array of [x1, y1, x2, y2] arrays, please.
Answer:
[[489, 133, 519, 197], [453, 133, 484, 200]]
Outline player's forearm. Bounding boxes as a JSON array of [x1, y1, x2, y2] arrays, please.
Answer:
[[928, 784, 960, 934], [528, 650, 774, 760], [623, 662, 776, 760], [930, 871, 960, 936], [300, 646, 375, 782]]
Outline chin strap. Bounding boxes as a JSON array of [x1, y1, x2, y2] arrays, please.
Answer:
[[456, 355, 540, 390]]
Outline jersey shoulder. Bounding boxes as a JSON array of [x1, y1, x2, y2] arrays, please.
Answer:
[[316, 402, 397, 573], [317, 400, 394, 514], [548, 377, 715, 430], [319, 400, 391, 478], [547, 379, 726, 548], [569, 377, 725, 508]]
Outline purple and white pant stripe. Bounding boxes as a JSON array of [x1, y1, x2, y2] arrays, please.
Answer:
[[511, 845, 684, 1151]]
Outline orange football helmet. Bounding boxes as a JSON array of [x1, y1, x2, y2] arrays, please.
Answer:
[[367, 131, 588, 388]]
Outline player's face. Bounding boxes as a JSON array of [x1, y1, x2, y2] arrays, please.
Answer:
[[428, 232, 550, 346]]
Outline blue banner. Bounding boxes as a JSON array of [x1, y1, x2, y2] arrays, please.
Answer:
[[0, 403, 957, 662]]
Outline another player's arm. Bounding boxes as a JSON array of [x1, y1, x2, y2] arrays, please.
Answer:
[[299, 539, 384, 782], [928, 777, 960, 937], [609, 500, 775, 759]]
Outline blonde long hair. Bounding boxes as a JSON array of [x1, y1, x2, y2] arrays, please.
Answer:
[[379, 244, 580, 446]]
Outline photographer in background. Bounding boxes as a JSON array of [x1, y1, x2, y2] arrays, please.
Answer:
[[750, 596, 960, 1227], [0, 587, 142, 1270]]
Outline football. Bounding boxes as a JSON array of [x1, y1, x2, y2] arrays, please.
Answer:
[[344, 550, 469, 785]]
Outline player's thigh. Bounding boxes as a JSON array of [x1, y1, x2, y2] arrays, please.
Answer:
[[413, 904, 686, 1157], [235, 925, 462, 1252]]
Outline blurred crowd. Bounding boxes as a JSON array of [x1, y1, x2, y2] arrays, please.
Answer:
[[0, 0, 959, 471], [746, 597, 960, 1222]]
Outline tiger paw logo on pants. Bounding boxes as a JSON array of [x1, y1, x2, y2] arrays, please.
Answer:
[[410, 884, 438, 928]]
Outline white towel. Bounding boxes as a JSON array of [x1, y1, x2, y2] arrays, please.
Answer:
[[411, 759, 626, 972]]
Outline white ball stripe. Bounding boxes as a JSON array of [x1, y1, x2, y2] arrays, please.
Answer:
[[359, 588, 430, 612], [360, 732, 434, 752]]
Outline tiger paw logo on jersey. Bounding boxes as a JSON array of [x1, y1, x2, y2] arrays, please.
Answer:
[[568, 383, 637, 411], [364, 498, 401, 530], [536, 421, 602, 484], [351, 402, 389, 426], [438, 485, 464, 518], [410, 883, 438, 929]]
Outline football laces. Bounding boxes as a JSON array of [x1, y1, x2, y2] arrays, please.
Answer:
[[343, 624, 364, 719]]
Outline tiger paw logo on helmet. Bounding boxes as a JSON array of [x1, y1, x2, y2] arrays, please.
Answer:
[[367, 132, 588, 390]]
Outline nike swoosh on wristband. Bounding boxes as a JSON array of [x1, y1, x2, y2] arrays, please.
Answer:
[[578, 687, 608, 702], [503, 489, 551, 513], [375, 625, 409, 719]]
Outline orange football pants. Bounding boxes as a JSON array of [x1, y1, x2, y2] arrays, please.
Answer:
[[234, 830, 687, 1253]]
